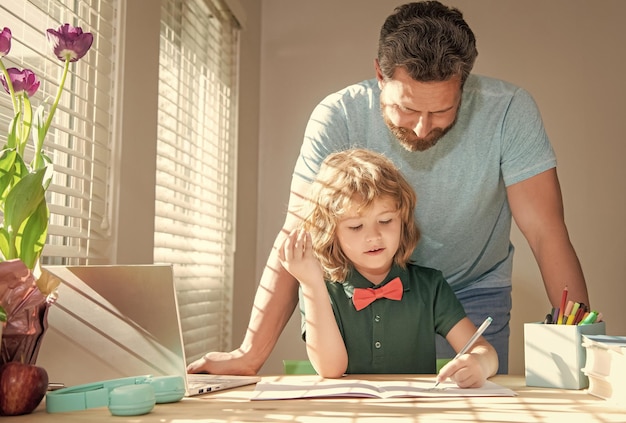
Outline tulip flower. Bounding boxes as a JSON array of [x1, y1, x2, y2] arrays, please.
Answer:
[[0, 28, 18, 115], [0, 68, 39, 150], [0, 23, 92, 271], [1, 68, 40, 97], [46, 23, 93, 62], [40, 24, 93, 146], [0, 27, 10, 57]]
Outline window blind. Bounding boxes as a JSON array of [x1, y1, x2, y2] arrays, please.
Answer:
[[0, 0, 118, 265], [156, 0, 240, 361]]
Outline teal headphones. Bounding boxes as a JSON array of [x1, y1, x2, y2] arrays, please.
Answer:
[[46, 375, 186, 416]]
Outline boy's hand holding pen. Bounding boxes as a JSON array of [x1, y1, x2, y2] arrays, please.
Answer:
[[543, 286, 602, 325], [433, 317, 493, 389]]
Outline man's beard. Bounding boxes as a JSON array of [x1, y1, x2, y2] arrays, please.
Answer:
[[381, 105, 457, 152]]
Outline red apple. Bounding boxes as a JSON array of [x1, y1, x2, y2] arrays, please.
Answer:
[[0, 362, 49, 416]]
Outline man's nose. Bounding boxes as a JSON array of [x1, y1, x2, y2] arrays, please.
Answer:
[[412, 114, 432, 138]]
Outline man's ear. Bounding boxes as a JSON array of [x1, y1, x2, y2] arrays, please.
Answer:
[[374, 59, 384, 88]]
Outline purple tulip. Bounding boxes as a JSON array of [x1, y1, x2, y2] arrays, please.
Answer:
[[0, 27, 10, 57], [1, 68, 40, 97], [46, 23, 93, 62]]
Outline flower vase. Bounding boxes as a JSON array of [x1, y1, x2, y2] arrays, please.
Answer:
[[0, 260, 52, 366], [0, 302, 49, 366]]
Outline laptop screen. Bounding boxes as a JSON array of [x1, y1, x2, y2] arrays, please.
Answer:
[[37, 265, 188, 387]]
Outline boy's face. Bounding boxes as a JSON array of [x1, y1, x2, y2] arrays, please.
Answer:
[[377, 66, 462, 152], [336, 196, 401, 284]]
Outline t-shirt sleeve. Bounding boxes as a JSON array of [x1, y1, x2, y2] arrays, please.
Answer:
[[432, 270, 467, 337], [293, 92, 353, 184], [500, 87, 556, 186]]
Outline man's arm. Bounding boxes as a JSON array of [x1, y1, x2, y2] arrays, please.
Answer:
[[186, 177, 312, 375], [507, 168, 590, 308]]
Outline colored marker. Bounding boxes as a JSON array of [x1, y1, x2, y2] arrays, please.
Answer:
[[565, 302, 580, 325], [572, 303, 586, 325], [579, 311, 598, 325], [562, 300, 574, 325], [557, 286, 568, 324], [579, 311, 590, 323]]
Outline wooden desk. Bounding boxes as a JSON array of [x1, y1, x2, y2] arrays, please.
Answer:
[[6, 375, 625, 422]]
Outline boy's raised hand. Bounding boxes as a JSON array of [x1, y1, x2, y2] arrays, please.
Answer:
[[278, 228, 325, 286]]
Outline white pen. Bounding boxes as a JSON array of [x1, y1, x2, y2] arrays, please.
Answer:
[[433, 316, 493, 388]]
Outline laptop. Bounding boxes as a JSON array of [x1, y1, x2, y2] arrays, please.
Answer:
[[36, 264, 260, 396]]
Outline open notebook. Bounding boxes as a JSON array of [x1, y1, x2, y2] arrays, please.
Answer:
[[36, 264, 259, 396]]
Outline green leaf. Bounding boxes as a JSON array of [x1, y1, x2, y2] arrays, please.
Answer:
[[0, 148, 18, 172], [3, 167, 47, 259], [0, 148, 18, 202], [0, 305, 6, 323], [32, 105, 47, 170], [18, 197, 49, 269], [6, 113, 19, 149], [12, 152, 30, 179], [0, 228, 9, 261], [41, 157, 54, 190], [0, 148, 29, 175], [18, 94, 33, 152]]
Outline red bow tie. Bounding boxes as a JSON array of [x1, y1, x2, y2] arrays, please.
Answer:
[[352, 277, 403, 311]]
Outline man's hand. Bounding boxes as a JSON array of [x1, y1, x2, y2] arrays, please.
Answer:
[[186, 350, 259, 376]]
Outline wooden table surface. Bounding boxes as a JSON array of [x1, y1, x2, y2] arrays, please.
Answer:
[[3, 374, 625, 422]]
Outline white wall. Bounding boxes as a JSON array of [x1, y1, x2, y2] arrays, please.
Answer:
[[231, 0, 262, 355], [244, 0, 626, 375], [114, 0, 161, 264]]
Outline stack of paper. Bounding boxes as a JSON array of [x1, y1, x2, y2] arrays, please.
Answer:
[[581, 334, 626, 404]]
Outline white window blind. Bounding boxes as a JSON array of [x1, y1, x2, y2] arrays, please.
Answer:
[[0, 0, 118, 265], [156, 0, 240, 361]]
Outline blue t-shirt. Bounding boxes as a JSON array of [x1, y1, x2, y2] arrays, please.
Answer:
[[294, 75, 556, 291]]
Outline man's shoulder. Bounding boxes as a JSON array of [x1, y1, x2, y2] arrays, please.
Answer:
[[321, 78, 379, 103], [465, 74, 526, 97], [341, 77, 378, 92], [310, 78, 382, 130]]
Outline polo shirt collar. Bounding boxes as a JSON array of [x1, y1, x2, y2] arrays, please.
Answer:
[[341, 264, 407, 299]]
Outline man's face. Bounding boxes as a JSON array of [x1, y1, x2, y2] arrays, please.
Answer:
[[378, 67, 462, 152]]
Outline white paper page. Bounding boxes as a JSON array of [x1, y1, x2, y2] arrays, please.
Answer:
[[251, 377, 516, 400]]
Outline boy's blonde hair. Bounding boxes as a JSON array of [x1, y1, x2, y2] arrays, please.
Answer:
[[302, 148, 420, 282]]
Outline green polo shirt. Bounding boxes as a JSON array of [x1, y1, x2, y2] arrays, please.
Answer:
[[300, 263, 466, 374]]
